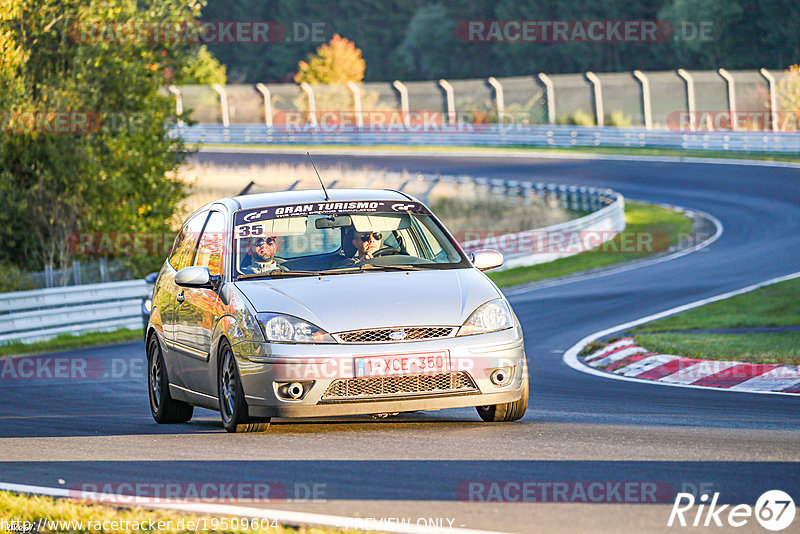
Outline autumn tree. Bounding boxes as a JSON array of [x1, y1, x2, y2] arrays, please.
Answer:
[[294, 34, 365, 84]]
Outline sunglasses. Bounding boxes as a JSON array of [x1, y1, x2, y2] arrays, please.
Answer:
[[358, 232, 382, 242], [253, 236, 277, 247]]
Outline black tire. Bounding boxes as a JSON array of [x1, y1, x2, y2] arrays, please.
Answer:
[[147, 334, 193, 424], [476, 360, 529, 422], [218, 340, 270, 433]]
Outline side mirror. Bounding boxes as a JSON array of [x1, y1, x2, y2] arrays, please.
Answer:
[[175, 266, 219, 289], [471, 249, 504, 272]]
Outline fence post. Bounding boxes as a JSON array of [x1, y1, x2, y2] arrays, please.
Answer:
[[632, 70, 652, 130], [759, 68, 778, 133], [537, 73, 556, 125], [585, 71, 604, 127], [677, 69, 696, 131], [167, 86, 183, 125], [392, 80, 410, 127], [255, 83, 273, 128], [73, 260, 81, 285], [718, 68, 737, 131], [299, 82, 318, 127], [487, 77, 505, 124], [438, 79, 456, 125], [44, 264, 53, 288], [347, 81, 364, 128], [99, 257, 108, 283], [211, 83, 230, 127]]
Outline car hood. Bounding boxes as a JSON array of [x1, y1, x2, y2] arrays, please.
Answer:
[[235, 269, 502, 332]]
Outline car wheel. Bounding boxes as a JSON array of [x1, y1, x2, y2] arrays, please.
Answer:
[[218, 340, 270, 433], [476, 360, 529, 422], [147, 334, 193, 424]]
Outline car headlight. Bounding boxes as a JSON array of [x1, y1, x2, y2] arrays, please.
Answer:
[[256, 313, 336, 344], [142, 298, 152, 314], [456, 299, 513, 336]]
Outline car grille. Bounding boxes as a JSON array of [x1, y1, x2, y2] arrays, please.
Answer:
[[336, 327, 455, 344], [320, 371, 478, 402]]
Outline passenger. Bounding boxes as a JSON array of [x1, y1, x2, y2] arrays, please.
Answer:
[[240, 235, 286, 274]]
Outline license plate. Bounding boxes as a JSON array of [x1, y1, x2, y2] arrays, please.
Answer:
[[354, 351, 450, 378]]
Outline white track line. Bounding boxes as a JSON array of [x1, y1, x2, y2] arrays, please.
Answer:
[[505, 206, 724, 296], [199, 146, 800, 169], [562, 271, 800, 396], [0, 482, 511, 534]]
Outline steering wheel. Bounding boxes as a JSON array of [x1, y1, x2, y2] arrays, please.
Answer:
[[371, 246, 402, 257]]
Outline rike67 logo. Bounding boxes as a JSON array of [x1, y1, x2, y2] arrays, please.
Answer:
[[668, 490, 795, 531]]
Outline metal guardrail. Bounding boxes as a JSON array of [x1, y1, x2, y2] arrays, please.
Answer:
[[0, 280, 151, 344], [174, 124, 800, 153], [0, 176, 623, 344]]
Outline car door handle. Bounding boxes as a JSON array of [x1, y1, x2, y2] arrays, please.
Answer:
[[177, 292, 185, 304]]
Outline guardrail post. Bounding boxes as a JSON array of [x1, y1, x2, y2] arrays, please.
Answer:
[[167, 86, 184, 126], [759, 68, 778, 133], [487, 77, 505, 124], [347, 81, 364, 128], [255, 83, 273, 128], [537, 73, 556, 125], [299, 82, 318, 127], [632, 70, 653, 130], [72, 261, 81, 285], [439, 79, 456, 125], [392, 80, 410, 127], [211, 83, 230, 127], [718, 68, 737, 131], [585, 71, 604, 127], [677, 69, 696, 131]]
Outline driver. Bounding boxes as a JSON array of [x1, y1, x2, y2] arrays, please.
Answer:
[[352, 230, 384, 261], [240, 235, 286, 274], [336, 227, 385, 266]]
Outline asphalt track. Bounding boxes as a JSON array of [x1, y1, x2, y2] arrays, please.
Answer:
[[1, 150, 799, 533]]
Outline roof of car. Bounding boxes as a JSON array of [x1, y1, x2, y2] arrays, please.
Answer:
[[227, 188, 416, 211]]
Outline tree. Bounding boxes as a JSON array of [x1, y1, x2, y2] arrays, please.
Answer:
[[294, 34, 366, 84], [0, 0, 225, 276]]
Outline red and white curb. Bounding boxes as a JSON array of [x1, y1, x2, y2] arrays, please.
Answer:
[[583, 337, 800, 394], [563, 271, 800, 396]]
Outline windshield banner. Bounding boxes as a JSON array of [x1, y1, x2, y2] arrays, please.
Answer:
[[234, 201, 429, 225]]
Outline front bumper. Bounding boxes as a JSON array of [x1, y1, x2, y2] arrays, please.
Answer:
[[231, 326, 527, 418]]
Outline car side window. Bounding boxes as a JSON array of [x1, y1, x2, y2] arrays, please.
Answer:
[[168, 212, 209, 271], [193, 211, 226, 276]]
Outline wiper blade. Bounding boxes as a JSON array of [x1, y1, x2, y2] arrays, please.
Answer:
[[237, 270, 321, 280], [321, 264, 427, 273]]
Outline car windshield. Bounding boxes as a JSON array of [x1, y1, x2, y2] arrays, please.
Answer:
[[232, 200, 468, 279]]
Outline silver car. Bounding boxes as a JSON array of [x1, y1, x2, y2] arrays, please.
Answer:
[[146, 188, 528, 432]]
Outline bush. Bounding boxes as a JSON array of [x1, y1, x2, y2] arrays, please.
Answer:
[[606, 110, 633, 127], [557, 110, 595, 126]]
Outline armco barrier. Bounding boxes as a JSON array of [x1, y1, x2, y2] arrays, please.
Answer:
[[0, 177, 624, 344], [173, 123, 800, 153], [0, 279, 151, 344]]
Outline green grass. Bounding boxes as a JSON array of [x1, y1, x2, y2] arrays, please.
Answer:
[[0, 328, 142, 358], [633, 278, 800, 332], [627, 277, 800, 366], [202, 143, 800, 163], [487, 201, 693, 287], [633, 332, 800, 366], [0, 491, 354, 534]]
